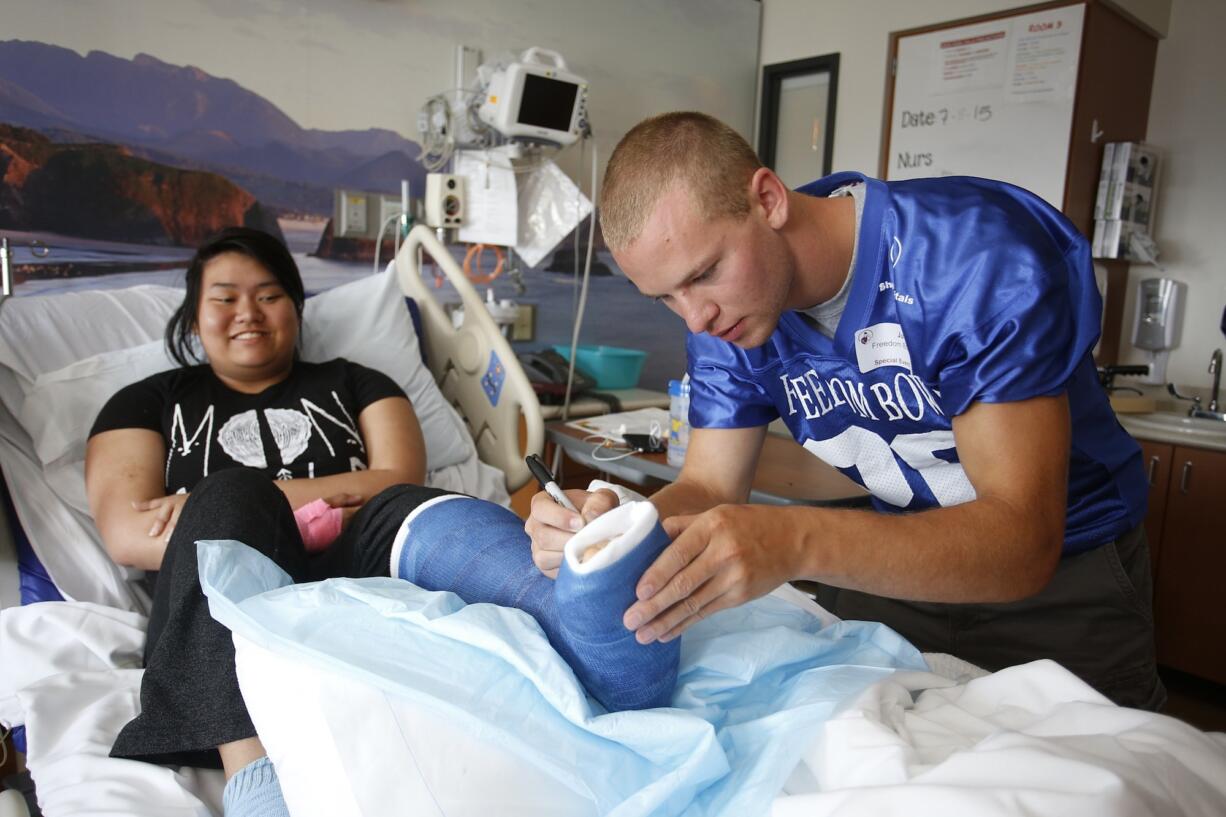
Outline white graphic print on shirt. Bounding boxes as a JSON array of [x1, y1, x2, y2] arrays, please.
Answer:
[[218, 410, 270, 468], [167, 390, 366, 487], [299, 396, 363, 457], [168, 403, 215, 485]]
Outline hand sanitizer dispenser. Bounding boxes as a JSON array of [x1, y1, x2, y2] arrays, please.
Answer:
[[1132, 277, 1186, 384]]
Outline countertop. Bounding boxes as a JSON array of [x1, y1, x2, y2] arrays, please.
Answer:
[[1117, 411, 1226, 452]]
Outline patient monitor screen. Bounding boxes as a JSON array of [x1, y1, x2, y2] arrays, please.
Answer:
[[517, 73, 578, 132]]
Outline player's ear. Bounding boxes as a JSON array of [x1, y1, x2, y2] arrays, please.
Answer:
[[750, 168, 789, 229]]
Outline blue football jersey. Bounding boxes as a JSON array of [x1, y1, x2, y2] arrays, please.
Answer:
[[687, 173, 1147, 554]]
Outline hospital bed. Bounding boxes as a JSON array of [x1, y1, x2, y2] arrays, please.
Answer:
[[1, 227, 1225, 816]]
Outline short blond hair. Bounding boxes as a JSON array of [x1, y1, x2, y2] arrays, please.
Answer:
[[599, 112, 763, 252]]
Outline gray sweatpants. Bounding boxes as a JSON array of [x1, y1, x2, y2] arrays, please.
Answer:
[[815, 524, 1166, 711]]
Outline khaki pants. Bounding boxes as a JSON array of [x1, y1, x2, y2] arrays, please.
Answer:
[[816, 524, 1166, 711]]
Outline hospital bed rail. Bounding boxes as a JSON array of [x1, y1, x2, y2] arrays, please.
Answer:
[[394, 225, 543, 493]]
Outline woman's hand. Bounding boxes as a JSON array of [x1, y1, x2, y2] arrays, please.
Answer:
[[295, 493, 364, 552], [322, 492, 364, 529], [132, 493, 190, 545]]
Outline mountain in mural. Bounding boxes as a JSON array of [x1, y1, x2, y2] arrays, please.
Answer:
[[0, 40, 426, 215], [0, 123, 282, 246]]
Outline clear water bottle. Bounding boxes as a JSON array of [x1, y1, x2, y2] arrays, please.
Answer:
[[667, 376, 691, 468]]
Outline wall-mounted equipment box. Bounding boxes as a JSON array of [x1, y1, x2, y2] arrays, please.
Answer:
[[333, 189, 407, 239]]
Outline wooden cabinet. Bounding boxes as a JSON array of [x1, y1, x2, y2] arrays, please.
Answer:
[[1136, 439, 1172, 575], [1136, 439, 1226, 685]]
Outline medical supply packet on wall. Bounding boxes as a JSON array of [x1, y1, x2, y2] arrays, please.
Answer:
[[1092, 141, 1162, 261], [515, 159, 592, 267]]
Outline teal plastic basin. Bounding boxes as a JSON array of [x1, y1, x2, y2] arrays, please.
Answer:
[[551, 344, 648, 390]]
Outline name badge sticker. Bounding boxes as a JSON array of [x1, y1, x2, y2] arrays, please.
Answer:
[[854, 322, 912, 373]]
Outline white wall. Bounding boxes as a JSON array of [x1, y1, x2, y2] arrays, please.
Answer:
[[1118, 0, 1226, 393], [1110, 0, 1173, 35], [760, 0, 1223, 392]]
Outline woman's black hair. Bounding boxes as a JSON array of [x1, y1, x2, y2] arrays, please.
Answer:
[[165, 227, 306, 367]]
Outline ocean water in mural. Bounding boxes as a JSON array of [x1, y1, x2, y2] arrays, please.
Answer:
[[6, 219, 687, 391]]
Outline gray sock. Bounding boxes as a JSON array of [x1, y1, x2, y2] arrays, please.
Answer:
[[222, 756, 290, 817]]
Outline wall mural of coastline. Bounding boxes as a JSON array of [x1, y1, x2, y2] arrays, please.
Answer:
[[0, 0, 760, 389], [0, 39, 421, 285]]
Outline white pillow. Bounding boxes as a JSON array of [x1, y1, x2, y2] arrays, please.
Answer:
[[300, 266, 473, 471], [0, 285, 180, 409], [18, 268, 472, 473], [20, 342, 178, 468]]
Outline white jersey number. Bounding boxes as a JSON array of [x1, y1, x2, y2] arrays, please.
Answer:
[[803, 427, 976, 508]]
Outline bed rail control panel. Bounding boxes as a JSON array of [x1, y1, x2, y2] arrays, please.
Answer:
[[394, 225, 543, 491]]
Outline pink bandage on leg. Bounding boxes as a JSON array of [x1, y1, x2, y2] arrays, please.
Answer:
[[293, 498, 344, 553]]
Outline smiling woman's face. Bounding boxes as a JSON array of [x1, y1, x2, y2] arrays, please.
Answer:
[[195, 251, 299, 393]]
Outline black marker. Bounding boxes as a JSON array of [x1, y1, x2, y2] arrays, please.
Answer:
[[525, 453, 580, 514]]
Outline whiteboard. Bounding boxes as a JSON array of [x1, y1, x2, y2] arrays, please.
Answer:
[[885, 4, 1084, 208]]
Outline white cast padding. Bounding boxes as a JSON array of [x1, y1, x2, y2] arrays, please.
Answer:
[[387, 493, 467, 576], [562, 500, 660, 574], [585, 479, 647, 506]]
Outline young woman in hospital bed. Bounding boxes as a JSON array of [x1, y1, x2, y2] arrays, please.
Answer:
[[82, 226, 682, 817], [82, 227, 431, 814]]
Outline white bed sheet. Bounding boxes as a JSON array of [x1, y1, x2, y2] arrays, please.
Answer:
[[0, 602, 223, 817], [217, 573, 1226, 817], [776, 661, 1226, 816], [4, 593, 1226, 817]]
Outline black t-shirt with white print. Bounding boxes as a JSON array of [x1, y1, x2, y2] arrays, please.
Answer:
[[90, 359, 406, 494]]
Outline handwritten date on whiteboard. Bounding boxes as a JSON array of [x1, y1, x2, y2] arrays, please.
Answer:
[[900, 105, 993, 128]]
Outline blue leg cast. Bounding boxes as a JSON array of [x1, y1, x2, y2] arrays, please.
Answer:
[[554, 501, 678, 711], [390, 496, 679, 711]]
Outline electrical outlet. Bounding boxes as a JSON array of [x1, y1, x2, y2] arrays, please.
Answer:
[[511, 303, 536, 341]]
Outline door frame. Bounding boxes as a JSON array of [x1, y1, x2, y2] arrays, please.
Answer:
[[758, 53, 840, 178]]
